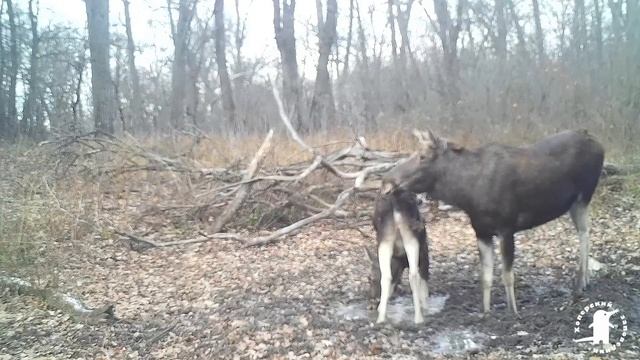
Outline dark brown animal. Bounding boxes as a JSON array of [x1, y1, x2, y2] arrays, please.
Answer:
[[367, 185, 429, 324], [383, 129, 604, 316]]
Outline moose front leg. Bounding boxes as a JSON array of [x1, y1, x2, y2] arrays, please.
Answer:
[[477, 237, 494, 314], [499, 233, 519, 317]]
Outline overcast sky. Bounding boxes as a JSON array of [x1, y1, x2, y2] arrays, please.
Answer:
[[37, 0, 561, 78], [37, 0, 434, 77]]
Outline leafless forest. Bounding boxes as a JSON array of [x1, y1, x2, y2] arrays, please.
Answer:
[[0, 0, 639, 359]]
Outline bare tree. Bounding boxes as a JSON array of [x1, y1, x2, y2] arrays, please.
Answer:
[[572, 0, 587, 61], [627, 0, 639, 50], [6, 0, 18, 138], [395, 0, 415, 68], [494, 0, 507, 60], [309, 0, 338, 129], [71, 53, 86, 133], [122, 0, 144, 133], [169, 0, 196, 130], [215, 0, 236, 130], [387, 0, 398, 65], [531, 0, 545, 63], [0, 0, 7, 137], [433, 0, 466, 115], [273, 0, 303, 131], [233, 0, 247, 79], [343, 0, 355, 76], [609, 0, 624, 45], [507, 0, 527, 59], [85, 0, 115, 134], [22, 0, 42, 138]]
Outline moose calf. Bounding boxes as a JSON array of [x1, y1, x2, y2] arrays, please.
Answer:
[[367, 183, 429, 324]]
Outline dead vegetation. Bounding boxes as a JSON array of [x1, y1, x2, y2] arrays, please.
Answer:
[[0, 92, 638, 357]]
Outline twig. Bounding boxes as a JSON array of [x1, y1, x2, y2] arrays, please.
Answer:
[[244, 188, 355, 247]]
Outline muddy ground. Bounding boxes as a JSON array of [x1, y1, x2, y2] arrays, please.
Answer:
[[1, 187, 640, 359]]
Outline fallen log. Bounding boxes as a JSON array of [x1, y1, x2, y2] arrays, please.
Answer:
[[0, 275, 115, 323]]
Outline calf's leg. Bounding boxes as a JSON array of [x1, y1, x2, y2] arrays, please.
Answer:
[[499, 233, 519, 317], [477, 237, 494, 314], [570, 200, 590, 292], [394, 210, 424, 324], [376, 238, 394, 323]]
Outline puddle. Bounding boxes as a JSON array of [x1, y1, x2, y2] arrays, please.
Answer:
[[430, 329, 485, 355], [335, 294, 449, 323]]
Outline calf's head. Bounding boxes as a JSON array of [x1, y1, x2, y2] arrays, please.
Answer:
[[383, 129, 462, 194], [364, 247, 382, 299]]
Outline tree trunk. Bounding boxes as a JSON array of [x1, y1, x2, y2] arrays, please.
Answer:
[[593, 0, 603, 65], [215, 0, 236, 132], [169, 0, 195, 130], [494, 0, 507, 60], [122, 0, 144, 133], [395, 0, 415, 69], [608, 0, 623, 45], [433, 0, 465, 114], [0, 0, 6, 138], [114, 48, 127, 133], [85, 0, 115, 134], [507, 0, 527, 60], [22, 0, 41, 138], [71, 55, 85, 133], [6, 0, 18, 139], [387, 0, 398, 66], [343, 0, 354, 77], [233, 0, 246, 84], [531, 0, 545, 63], [309, 0, 338, 130], [572, 0, 587, 61], [627, 0, 639, 52], [273, 0, 304, 132]]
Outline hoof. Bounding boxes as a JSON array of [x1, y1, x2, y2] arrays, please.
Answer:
[[512, 311, 522, 320]]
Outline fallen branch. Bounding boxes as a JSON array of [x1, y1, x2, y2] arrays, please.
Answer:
[[0, 275, 115, 323], [115, 230, 246, 250], [209, 129, 274, 233]]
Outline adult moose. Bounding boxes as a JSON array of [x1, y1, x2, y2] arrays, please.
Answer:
[[383, 129, 604, 317]]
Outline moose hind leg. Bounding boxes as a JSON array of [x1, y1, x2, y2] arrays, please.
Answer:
[[376, 239, 394, 323], [570, 200, 590, 292], [394, 210, 424, 324], [477, 238, 494, 314], [499, 233, 519, 317]]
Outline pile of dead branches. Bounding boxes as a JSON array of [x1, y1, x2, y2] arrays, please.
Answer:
[[41, 85, 409, 249]]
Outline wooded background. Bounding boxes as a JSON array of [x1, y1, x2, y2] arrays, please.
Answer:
[[0, 0, 638, 149]]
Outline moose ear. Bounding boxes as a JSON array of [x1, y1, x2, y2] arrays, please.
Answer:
[[412, 129, 434, 149], [426, 129, 439, 145], [364, 247, 376, 262]]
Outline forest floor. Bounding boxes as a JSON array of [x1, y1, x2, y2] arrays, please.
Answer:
[[1, 145, 640, 359]]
